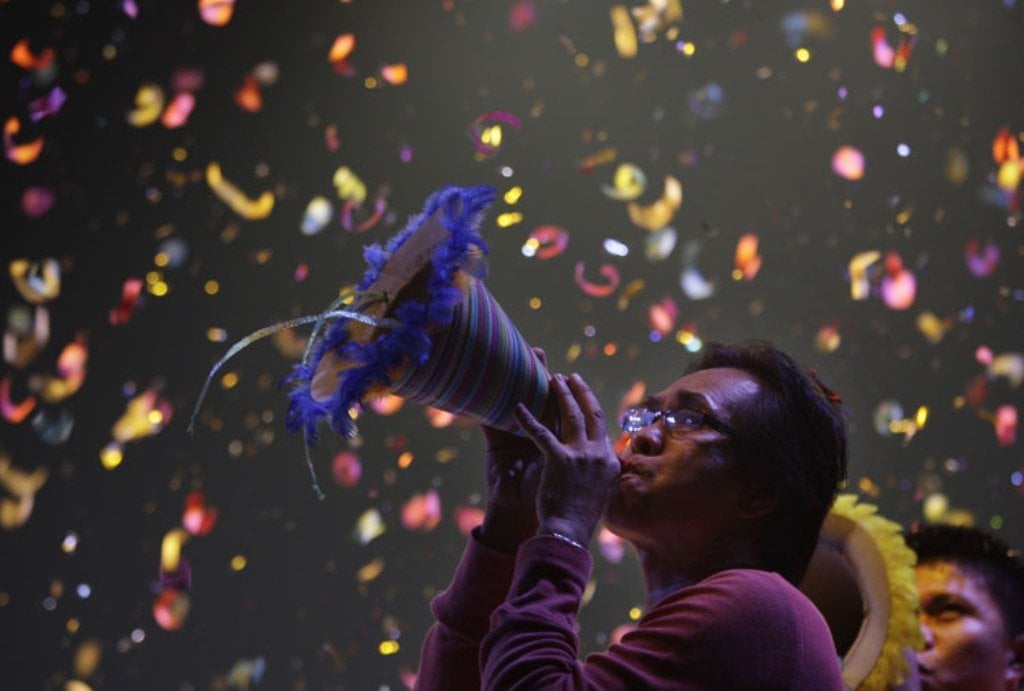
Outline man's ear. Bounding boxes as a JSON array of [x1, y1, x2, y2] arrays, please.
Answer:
[[737, 481, 779, 520]]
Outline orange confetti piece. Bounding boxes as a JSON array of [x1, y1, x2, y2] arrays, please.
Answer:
[[380, 63, 408, 85], [234, 74, 263, 113], [198, 0, 234, 26], [329, 33, 356, 64], [992, 126, 1019, 164], [734, 233, 762, 280], [0, 376, 36, 424], [10, 39, 55, 71], [3, 117, 44, 165]]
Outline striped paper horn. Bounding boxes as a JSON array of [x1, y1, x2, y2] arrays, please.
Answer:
[[286, 185, 551, 442]]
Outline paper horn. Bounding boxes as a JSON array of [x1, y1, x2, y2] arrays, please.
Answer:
[[285, 185, 551, 443]]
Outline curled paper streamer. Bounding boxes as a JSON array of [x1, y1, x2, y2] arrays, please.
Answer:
[[627, 175, 682, 231], [468, 111, 521, 156], [10, 258, 61, 304], [574, 261, 620, 298], [206, 162, 275, 220], [3, 117, 44, 165]]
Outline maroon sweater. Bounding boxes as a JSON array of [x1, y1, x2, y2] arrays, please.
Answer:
[[417, 531, 843, 690]]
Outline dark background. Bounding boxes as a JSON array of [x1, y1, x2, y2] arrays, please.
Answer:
[[2, 0, 1023, 688]]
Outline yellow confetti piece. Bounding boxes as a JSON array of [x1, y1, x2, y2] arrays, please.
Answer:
[[126, 84, 165, 128], [610, 5, 637, 59], [160, 528, 189, 574], [848, 251, 881, 300], [332, 166, 367, 205], [9, 258, 61, 304], [627, 176, 682, 231], [206, 162, 275, 220], [357, 558, 386, 583], [99, 442, 123, 470], [602, 163, 646, 201], [496, 212, 523, 227]]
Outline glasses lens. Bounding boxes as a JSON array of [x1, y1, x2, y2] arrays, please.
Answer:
[[663, 410, 701, 436], [621, 408, 651, 432]]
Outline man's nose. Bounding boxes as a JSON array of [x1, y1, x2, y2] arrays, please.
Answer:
[[629, 423, 664, 455], [918, 616, 934, 650]]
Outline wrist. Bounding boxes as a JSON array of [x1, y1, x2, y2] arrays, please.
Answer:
[[480, 511, 536, 553], [538, 517, 593, 550]]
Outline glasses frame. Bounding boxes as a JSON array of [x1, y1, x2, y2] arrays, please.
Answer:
[[620, 407, 737, 439]]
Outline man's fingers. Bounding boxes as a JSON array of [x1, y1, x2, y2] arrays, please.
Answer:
[[567, 373, 607, 441], [532, 347, 548, 369], [515, 403, 561, 454], [552, 374, 586, 442]]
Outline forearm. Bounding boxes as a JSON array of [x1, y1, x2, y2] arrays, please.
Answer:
[[480, 534, 596, 690], [415, 527, 517, 690]]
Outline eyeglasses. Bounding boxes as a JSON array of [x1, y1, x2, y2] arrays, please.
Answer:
[[619, 407, 736, 439]]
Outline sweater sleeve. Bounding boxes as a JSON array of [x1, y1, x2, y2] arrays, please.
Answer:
[[415, 527, 518, 691], [481, 544, 844, 691]]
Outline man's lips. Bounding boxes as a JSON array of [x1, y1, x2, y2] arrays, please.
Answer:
[[618, 459, 654, 479]]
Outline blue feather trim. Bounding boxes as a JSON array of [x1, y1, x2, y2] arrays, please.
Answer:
[[284, 185, 497, 442]]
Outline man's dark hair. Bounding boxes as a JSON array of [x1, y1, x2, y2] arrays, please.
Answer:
[[907, 523, 1024, 637], [685, 340, 848, 584]]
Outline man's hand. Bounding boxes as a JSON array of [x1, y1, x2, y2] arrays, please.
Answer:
[[477, 348, 549, 552], [515, 373, 621, 549]]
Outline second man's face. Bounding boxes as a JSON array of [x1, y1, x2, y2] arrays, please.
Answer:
[[915, 559, 1016, 691]]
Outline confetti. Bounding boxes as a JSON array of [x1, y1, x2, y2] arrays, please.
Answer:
[[9, 258, 61, 304], [300, 196, 333, 235], [126, 84, 165, 128], [329, 33, 356, 66], [626, 175, 682, 231], [522, 226, 569, 259], [181, 491, 218, 536], [631, 0, 683, 43], [111, 386, 173, 444], [380, 64, 408, 86], [3, 117, 44, 165], [152, 588, 190, 631], [331, 451, 362, 487], [354, 508, 386, 545], [9, 39, 55, 71], [601, 163, 646, 201], [400, 489, 442, 531], [574, 262, 620, 298], [831, 145, 865, 180], [847, 250, 881, 300], [995, 405, 1018, 446], [733, 233, 762, 280], [28, 86, 67, 122], [332, 166, 367, 205], [610, 6, 638, 59], [0, 454, 48, 530], [110, 278, 144, 325], [198, 0, 234, 27], [205, 162, 275, 220], [880, 252, 916, 310], [160, 92, 195, 129], [468, 111, 521, 157]]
